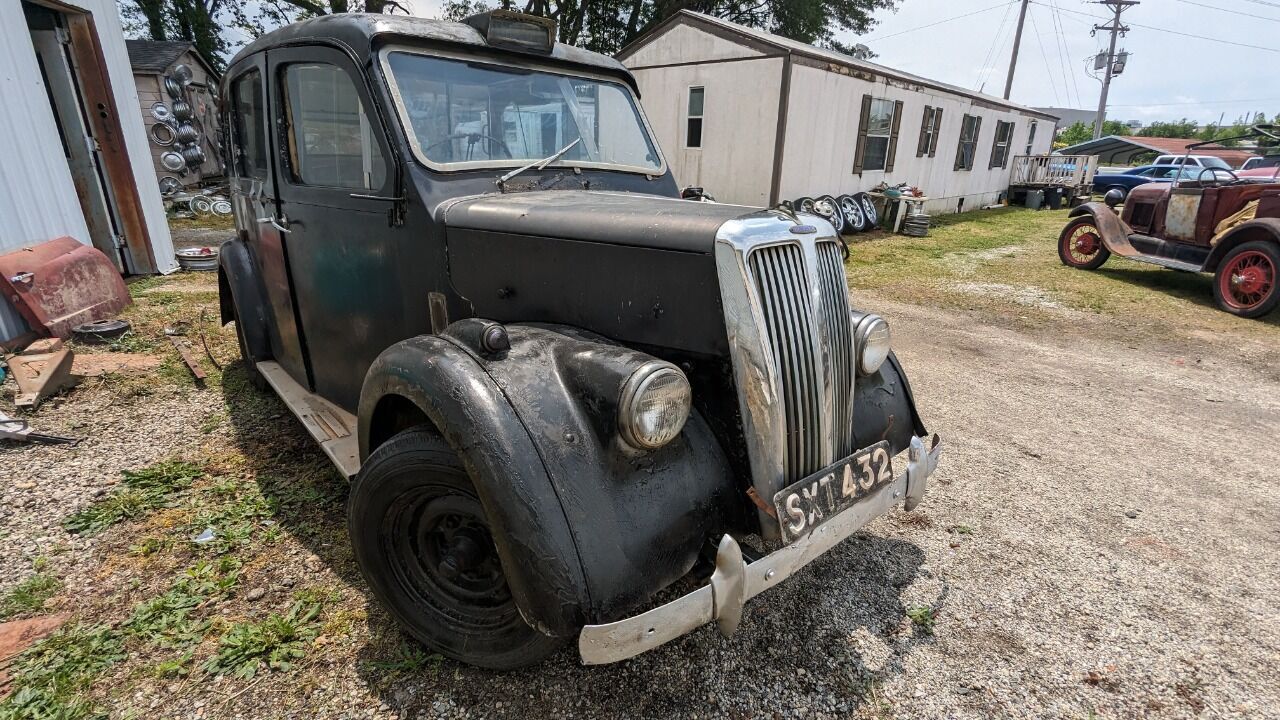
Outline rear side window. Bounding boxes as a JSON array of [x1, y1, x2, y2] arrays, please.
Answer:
[[231, 71, 267, 179], [281, 63, 387, 190]]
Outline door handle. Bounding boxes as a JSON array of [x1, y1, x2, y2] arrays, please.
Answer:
[[256, 215, 291, 233]]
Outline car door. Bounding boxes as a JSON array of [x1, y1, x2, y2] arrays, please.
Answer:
[[226, 57, 309, 385], [267, 46, 408, 411]]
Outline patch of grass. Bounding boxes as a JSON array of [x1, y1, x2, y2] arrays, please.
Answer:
[[0, 571, 62, 620], [0, 624, 124, 720], [948, 524, 974, 535], [362, 641, 442, 677], [187, 492, 278, 553], [169, 213, 234, 232], [125, 559, 241, 649], [64, 460, 203, 535], [905, 605, 937, 635], [203, 599, 323, 679]]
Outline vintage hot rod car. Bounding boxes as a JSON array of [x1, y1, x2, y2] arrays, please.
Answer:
[[217, 11, 942, 668], [1060, 126, 1280, 318]]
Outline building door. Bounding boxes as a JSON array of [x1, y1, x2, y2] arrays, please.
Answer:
[[267, 45, 404, 411], [24, 2, 125, 271]]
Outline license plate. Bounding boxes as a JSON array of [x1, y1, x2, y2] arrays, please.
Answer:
[[773, 441, 894, 544]]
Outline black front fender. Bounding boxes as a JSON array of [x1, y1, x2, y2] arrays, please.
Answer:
[[217, 237, 270, 361], [358, 322, 739, 633], [853, 351, 928, 457]]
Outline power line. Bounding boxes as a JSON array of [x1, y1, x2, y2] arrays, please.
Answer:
[[1033, 1, 1280, 52], [1173, 0, 1280, 21], [974, 1, 1018, 90], [1028, 8, 1062, 104], [1049, 0, 1083, 106], [1235, 0, 1280, 8], [863, 1, 1016, 42]]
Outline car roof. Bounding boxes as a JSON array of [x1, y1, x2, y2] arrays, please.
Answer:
[[228, 13, 637, 90]]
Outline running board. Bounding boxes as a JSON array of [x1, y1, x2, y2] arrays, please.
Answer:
[[1125, 254, 1205, 273], [257, 361, 361, 479]]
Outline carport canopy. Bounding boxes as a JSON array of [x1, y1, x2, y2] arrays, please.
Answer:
[[1057, 135, 1257, 167]]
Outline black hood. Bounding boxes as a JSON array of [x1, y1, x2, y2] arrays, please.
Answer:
[[442, 190, 759, 253]]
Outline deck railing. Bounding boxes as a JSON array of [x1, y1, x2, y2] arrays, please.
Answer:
[[1010, 154, 1099, 188]]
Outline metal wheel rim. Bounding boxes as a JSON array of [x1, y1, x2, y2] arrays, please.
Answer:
[[1220, 250, 1275, 310], [1064, 224, 1102, 265], [840, 198, 864, 228], [150, 123, 175, 146], [382, 484, 516, 630], [859, 196, 878, 225]]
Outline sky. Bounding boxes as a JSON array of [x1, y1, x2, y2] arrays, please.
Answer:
[[240, 0, 1279, 126]]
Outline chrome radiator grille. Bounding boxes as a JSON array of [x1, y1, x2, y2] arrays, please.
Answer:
[[746, 239, 856, 482]]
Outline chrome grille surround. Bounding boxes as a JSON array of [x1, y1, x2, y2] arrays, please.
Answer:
[[714, 212, 856, 539]]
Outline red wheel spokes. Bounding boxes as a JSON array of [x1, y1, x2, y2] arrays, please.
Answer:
[[1065, 225, 1101, 265], [1221, 250, 1276, 310]]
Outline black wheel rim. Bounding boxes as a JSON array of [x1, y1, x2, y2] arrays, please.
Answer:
[[383, 484, 516, 630]]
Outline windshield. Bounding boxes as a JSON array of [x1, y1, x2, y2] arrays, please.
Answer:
[[382, 50, 663, 174]]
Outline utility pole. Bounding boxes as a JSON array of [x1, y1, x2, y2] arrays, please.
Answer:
[[1002, 0, 1030, 100], [1092, 0, 1138, 139]]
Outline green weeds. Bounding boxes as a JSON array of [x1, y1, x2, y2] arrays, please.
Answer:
[[905, 605, 937, 635], [63, 460, 203, 535], [0, 624, 123, 720], [125, 559, 240, 649], [0, 563, 62, 620], [203, 598, 323, 679]]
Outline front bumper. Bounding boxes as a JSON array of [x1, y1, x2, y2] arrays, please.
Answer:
[[578, 433, 943, 665]]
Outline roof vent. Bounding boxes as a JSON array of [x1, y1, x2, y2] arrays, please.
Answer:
[[463, 10, 556, 54]]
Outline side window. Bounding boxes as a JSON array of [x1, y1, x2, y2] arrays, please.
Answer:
[[686, 87, 704, 148], [989, 120, 1014, 169], [917, 105, 942, 158], [954, 114, 982, 171], [1025, 120, 1037, 155], [231, 71, 267, 179], [281, 63, 387, 190]]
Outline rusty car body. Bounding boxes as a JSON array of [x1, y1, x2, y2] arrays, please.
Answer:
[[215, 11, 941, 669], [1059, 126, 1280, 318]]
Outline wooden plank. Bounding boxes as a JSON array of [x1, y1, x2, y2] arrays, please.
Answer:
[[257, 361, 361, 479], [168, 336, 207, 381]]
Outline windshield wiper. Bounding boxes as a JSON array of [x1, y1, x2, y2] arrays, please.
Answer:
[[497, 138, 583, 191]]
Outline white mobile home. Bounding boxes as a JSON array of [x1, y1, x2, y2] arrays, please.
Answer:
[[619, 11, 1058, 214]]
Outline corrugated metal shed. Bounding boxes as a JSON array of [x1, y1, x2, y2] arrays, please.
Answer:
[[0, 0, 178, 343], [1058, 135, 1259, 167]]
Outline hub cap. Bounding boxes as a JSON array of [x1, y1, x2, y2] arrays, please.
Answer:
[[1220, 250, 1276, 311], [1064, 224, 1102, 265]]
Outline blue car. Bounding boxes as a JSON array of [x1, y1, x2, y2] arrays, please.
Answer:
[[1091, 164, 1205, 197]]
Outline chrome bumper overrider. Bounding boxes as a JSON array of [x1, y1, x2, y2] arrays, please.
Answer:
[[578, 434, 943, 665]]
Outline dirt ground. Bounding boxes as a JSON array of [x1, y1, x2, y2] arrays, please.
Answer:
[[1, 208, 1277, 719]]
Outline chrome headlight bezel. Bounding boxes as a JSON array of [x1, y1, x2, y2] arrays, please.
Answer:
[[617, 362, 692, 450], [852, 313, 891, 377]]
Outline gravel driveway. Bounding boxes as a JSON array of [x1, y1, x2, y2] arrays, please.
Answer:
[[1, 273, 1277, 719]]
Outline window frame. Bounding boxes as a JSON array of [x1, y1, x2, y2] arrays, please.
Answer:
[[989, 119, 1015, 169], [1024, 120, 1037, 155], [278, 60, 389, 192], [377, 44, 667, 176], [861, 98, 896, 172], [955, 113, 982, 171], [229, 68, 268, 180], [917, 105, 942, 158], [686, 86, 705, 149]]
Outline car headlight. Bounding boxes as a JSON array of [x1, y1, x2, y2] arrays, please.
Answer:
[[853, 314, 891, 376], [618, 362, 691, 450]]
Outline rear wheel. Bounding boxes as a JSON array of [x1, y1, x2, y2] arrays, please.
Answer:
[[1058, 217, 1112, 270], [349, 427, 565, 669], [1213, 241, 1279, 318]]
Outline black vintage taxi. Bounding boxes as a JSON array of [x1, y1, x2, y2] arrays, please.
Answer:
[[217, 10, 942, 669]]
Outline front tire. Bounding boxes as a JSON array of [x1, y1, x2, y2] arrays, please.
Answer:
[[1058, 217, 1112, 270], [348, 427, 565, 669], [1212, 241, 1279, 318]]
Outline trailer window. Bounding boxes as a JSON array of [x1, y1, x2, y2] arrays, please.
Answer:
[[989, 120, 1014, 169], [861, 99, 896, 171], [1025, 121, 1037, 155], [231, 70, 267, 179], [687, 87, 704, 148], [917, 105, 942, 158], [955, 114, 982, 171], [281, 63, 386, 190]]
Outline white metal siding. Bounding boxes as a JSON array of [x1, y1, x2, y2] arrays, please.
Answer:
[[623, 17, 1057, 214], [0, 0, 177, 341], [631, 57, 782, 207]]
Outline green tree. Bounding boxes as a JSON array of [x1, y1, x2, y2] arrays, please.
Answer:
[[1137, 119, 1197, 139], [441, 0, 899, 56], [118, 0, 231, 71], [1056, 120, 1127, 147]]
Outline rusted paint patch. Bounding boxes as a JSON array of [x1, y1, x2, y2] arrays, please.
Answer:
[[0, 237, 130, 338]]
